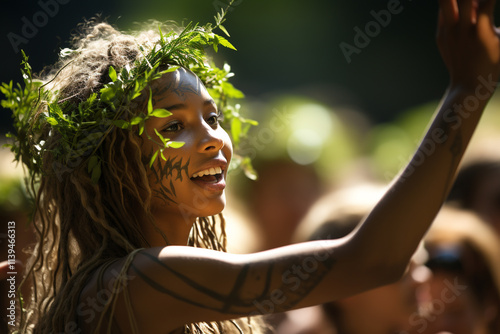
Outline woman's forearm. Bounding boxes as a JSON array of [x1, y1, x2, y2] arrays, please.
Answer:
[[348, 83, 493, 272]]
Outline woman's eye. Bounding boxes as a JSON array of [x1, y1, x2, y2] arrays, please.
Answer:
[[163, 122, 182, 132], [207, 114, 220, 127]]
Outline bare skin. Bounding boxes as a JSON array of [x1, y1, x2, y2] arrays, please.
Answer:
[[78, 0, 500, 333]]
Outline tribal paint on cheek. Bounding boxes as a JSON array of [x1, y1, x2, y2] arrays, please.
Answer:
[[145, 149, 190, 205]]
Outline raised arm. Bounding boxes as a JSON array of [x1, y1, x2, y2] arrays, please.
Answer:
[[348, 0, 500, 273], [79, 1, 500, 332]]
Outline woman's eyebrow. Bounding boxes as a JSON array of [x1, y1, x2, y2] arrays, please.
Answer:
[[163, 100, 216, 111], [204, 99, 218, 110], [164, 103, 188, 111]]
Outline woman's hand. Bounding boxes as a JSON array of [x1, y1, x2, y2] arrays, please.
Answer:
[[437, 0, 500, 91]]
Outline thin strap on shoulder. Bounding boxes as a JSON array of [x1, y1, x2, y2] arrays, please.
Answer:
[[96, 259, 116, 292], [95, 248, 144, 334]]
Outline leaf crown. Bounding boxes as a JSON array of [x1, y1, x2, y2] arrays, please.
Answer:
[[1, 3, 257, 191]]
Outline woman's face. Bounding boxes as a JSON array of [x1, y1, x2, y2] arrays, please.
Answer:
[[140, 68, 233, 222]]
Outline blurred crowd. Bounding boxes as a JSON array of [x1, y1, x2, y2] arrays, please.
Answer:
[[2, 92, 500, 334], [224, 92, 500, 334]]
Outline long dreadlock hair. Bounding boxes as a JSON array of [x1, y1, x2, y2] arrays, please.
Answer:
[[11, 19, 261, 334]]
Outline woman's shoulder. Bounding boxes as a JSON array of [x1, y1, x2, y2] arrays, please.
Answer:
[[77, 252, 141, 334]]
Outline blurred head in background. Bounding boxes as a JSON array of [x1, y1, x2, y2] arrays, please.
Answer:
[[415, 206, 500, 334], [248, 158, 323, 250], [447, 159, 500, 236], [290, 184, 429, 334]]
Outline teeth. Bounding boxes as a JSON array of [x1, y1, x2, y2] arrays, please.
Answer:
[[192, 166, 222, 178]]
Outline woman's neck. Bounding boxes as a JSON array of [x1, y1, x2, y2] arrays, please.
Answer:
[[144, 211, 196, 247]]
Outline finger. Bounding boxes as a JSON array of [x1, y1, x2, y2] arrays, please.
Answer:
[[439, 0, 459, 25], [477, 0, 497, 31], [457, 0, 474, 24], [477, 0, 496, 19]]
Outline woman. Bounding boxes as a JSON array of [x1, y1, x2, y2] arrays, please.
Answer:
[[4, 0, 500, 333]]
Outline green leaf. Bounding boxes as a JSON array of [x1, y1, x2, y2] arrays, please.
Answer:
[[100, 86, 115, 104], [109, 66, 117, 82], [90, 161, 101, 184], [219, 24, 230, 37], [242, 157, 257, 180], [212, 35, 219, 52], [221, 82, 244, 98], [147, 88, 153, 115], [149, 150, 159, 168], [151, 108, 172, 118], [154, 128, 167, 146], [130, 116, 143, 125], [0, 82, 10, 95], [159, 66, 180, 75], [231, 117, 241, 146], [87, 155, 99, 173], [217, 35, 236, 50], [112, 120, 129, 129], [245, 119, 259, 126], [167, 141, 185, 149], [46, 117, 58, 125]]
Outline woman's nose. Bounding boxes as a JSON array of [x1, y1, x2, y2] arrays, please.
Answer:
[[197, 124, 224, 153]]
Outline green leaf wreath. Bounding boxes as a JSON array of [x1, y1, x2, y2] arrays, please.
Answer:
[[1, 0, 257, 194]]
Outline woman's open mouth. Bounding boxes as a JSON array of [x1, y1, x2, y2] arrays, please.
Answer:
[[190, 166, 225, 190]]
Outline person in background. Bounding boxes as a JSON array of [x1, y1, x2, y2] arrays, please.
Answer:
[[447, 158, 500, 235], [246, 158, 323, 251], [414, 206, 500, 334], [279, 184, 430, 334]]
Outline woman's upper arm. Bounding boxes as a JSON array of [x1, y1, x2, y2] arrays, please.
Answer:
[[80, 240, 389, 333]]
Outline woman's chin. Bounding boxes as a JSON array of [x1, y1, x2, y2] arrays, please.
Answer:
[[199, 199, 226, 217]]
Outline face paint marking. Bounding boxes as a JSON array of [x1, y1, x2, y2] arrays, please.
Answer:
[[148, 152, 190, 205]]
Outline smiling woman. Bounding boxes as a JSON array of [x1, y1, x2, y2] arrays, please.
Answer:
[[2, 6, 259, 333], [3, 0, 500, 333]]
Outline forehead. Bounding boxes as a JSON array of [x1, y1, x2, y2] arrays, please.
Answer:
[[151, 67, 209, 101]]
